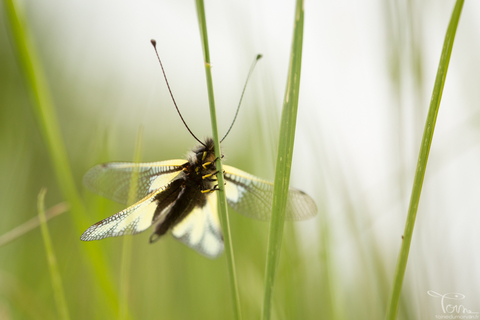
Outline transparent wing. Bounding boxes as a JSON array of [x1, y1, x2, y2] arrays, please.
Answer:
[[171, 192, 224, 259], [80, 191, 174, 241], [223, 165, 317, 221], [83, 160, 187, 205]]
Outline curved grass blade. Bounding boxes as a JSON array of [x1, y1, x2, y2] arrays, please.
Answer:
[[262, 0, 305, 319], [3, 0, 119, 314], [385, 1, 465, 319], [37, 189, 70, 320]]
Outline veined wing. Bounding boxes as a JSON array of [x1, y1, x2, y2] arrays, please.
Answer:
[[223, 165, 317, 221], [80, 194, 165, 241], [81, 179, 183, 241], [83, 160, 187, 205], [171, 192, 224, 259]]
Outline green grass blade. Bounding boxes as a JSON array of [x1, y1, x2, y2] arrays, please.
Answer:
[[37, 189, 70, 320], [0, 202, 69, 248], [195, 1, 242, 320], [385, 1, 464, 319], [262, 0, 304, 319], [3, 0, 119, 314], [119, 126, 144, 320], [2, 2, 76, 204]]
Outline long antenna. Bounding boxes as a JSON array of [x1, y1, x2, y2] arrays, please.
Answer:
[[150, 39, 205, 146], [220, 54, 262, 143]]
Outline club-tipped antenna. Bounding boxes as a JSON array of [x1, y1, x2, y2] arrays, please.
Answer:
[[220, 54, 262, 143], [150, 39, 205, 147]]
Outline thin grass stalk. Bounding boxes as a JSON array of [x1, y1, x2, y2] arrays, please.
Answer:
[[119, 126, 144, 320], [194, 1, 242, 320], [0, 202, 69, 248], [119, 230, 133, 320], [385, 1, 464, 319], [262, 1, 304, 319], [3, 0, 119, 313], [37, 189, 70, 320]]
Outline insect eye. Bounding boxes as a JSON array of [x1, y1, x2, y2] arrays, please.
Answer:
[[196, 151, 207, 161]]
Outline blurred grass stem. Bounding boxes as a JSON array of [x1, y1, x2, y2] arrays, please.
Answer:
[[119, 126, 144, 320], [37, 189, 70, 320], [0, 202, 69, 248], [3, 0, 119, 314]]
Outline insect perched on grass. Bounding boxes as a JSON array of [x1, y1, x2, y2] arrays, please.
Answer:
[[81, 40, 317, 258]]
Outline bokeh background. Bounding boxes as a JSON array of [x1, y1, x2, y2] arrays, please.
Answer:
[[1, 0, 480, 319]]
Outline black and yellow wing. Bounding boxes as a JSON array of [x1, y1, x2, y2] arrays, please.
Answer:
[[83, 160, 187, 205], [81, 160, 187, 240], [80, 189, 173, 240], [171, 192, 223, 258], [223, 165, 317, 221]]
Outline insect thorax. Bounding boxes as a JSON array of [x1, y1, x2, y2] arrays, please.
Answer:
[[184, 138, 218, 197]]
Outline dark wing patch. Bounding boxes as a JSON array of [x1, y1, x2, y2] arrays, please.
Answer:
[[83, 160, 187, 204], [81, 178, 185, 241], [171, 192, 224, 258], [223, 165, 317, 221]]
